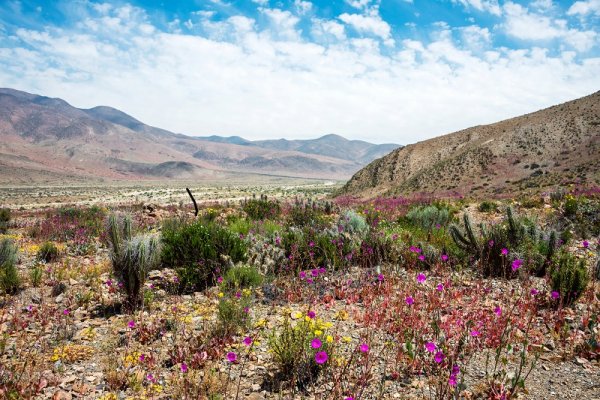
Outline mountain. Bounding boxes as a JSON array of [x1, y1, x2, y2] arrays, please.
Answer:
[[0, 88, 400, 184], [340, 91, 600, 198]]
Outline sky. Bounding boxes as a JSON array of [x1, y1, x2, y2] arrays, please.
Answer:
[[0, 0, 599, 144]]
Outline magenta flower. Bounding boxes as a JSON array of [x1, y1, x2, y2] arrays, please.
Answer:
[[551, 291, 560, 300], [307, 310, 316, 319], [418, 255, 426, 261], [470, 330, 480, 337], [441, 254, 449, 261], [449, 376, 457, 386], [227, 352, 237, 362], [434, 351, 445, 363], [146, 373, 155, 382], [105, 279, 113, 286], [315, 351, 328, 364], [299, 271, 306, 279], [319, 267, 326, 274], [425, 342, 436, 353], [359, 343, 369, 353], [306, 278, 314, 284], [405, 296, 414, 306], [377, 273, 384, 282], [501, 248, 508, 255], [488, 240, 494, 247], [235, 291, 241, 299], [511, 259, 523, 272], [494, 306, 502, 316], [63, 309, 70, 315], [345, 397, 355, 400], [128, 320, 135, 329], [309, 241, 315, 247], [311, 269, 319, 277], [217, 276, 223, 283], [243, 336, 253, 346], [530, 288, 539, 296], [417, 273, 426, 283], [582, 240, 589, 248], [311, 338, 322, 349], [436, 283, 444, 291], [180, 362, 188, 373]]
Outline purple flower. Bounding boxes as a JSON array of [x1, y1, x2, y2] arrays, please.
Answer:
[[425, 342, 436, 353], [377, 273, 384, 282], [311, 269, 319, 277], [470, 330, 480, 337], [441, 254, 449, 262], [417, 273, 426, 283], [306, 278, 314, 284], [436, 283, 444, 292], [307, 310, 316, 319], [128, 320, 135, 329], [434, 351, 445, 363], [551, 291, 560, 300], [146, 373, 155, 382], [418, 255, 426, 261], [299, 271, 306, 279], [315, 351, 328, 364], [501, 248, 508, 256], [488, 240, 494, 247], [511, 259, 523, 272], [243, 336, 253, 346], [494, 306, 502, 316], [105, 279, 113, 287], [63, 309, 70, 315], [582, 240, 589, 248], [530, 288, 539, 296], [309, 241, 315, 247], [180, 362, 188, 373], [217, 276, 223, 283], [359, 343, 369, 353], [319, 267, 326, 274], [139, 354, 145, 362], [405, 296, 414, 306], [311, 338, 322, 349], [227, 352, 237, 362]]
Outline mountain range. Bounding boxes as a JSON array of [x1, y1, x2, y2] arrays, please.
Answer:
[[0, 88, 400, 184], [340, 91, 600, 198]]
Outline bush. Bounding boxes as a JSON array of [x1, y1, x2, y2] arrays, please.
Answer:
[[30, 265, 43, 287], [161, 218, 247, 291], [107, 214, 161, 311], [563, 194, 578, 217], [37, 241, 60, 263], [221, 265, 263, 292], [29, 206, 105, 243], [243, 197, 281, 220], [478, 201, 498, 213], [216, 295, 251, 335], [0, 238, 20, 294], [0, 208, 10, 234], [550, 251, 589, 307], [405, 204, 451, 231], [338, 210, 369, 238]]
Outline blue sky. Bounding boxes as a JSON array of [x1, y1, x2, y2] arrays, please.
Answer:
[[0, 0, 599, 143]]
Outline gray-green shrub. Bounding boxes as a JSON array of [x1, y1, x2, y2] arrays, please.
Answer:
[[0, 238, 20, 294]]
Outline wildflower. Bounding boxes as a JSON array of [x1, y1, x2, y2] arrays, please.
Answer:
[[180, 362, 188, 373], [243, 336, 253, 346], [434, 351, 445, 363], [551, 291, 560, 300], [494, 306, 502, 316], [359, 343, 369, 353], [418, 255, 426, 261], [315, 351, 328, 364], [436, 283, 444, 291], [146, 373, 155, 382], [311, 269, 319, 277], [63, 309, 70, 315], [244, 306, 250, 313], [342, 336, 352, 343], [470, 330, 480, 337], [235, 291, 241, 299], [293, 311, 303, 319], [27, 305, 33, 312], [435, 223, 441, 229], [299, 271, 306, 279], [226, 352, 237, 362], [441, 254, 448, 262], [530, 288, 539, 296], [218, 292, 224, 298], [311, 338, 322, 349], [307, 310, 316, 319], [307, 278, 314, 284], [105, 279, 113, 286], [425, 342, 436, 353], [139, 354, 145, 362], [448, 376, 457, 386], [326, 335, 334, 343], [319, 267, 326, 274], [309, 241, 315, 247], [511, 259, 523, 272], [377, 273, 384, 282], [417, 273, 426, 283], [405, 296, 414, 306], [501, 248, 508, 255], [345, 397, 355, 400], [488, 240, 495, 247], [314, 329, 323, 336], [582, 240, 589, 248], [217, 276, 223, 283]]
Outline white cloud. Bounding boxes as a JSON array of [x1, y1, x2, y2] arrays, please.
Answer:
[[1, 2, 599, 145], [339, 8, 394, 46], [294, 0, 313, 15], [312, 18, 346, 41], [452, 0, 501, 16], [530, 0, 553, 11], [345, 0, 372, 10], [567, 0, 600, 16], [260, 8, 301, 40], [459, 25, 491, 49]]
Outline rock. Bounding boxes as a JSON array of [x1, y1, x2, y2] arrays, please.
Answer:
[[69, 278, 78, 286], [574, 357, 589, 367], [52, 390, 72, 400], [246, 394, 265, 400], [52, 282, 67, 297]]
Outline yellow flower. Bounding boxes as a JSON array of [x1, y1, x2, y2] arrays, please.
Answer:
[[255, 318, 267, 328], [218, 292, 224, 298], [326, 335, 334, 343], [335, 310, 349, 321], [304, 316, 311, 322], [292, 311, 303, 319], [342, 336, 352, 343], [314, 330, 323, 336], [322, 321, 333, 329]]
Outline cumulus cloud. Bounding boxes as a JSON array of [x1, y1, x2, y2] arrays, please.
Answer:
[[452, 0, 501, 16], [567, 0, 600, 17], [339, 8, 394, 46]]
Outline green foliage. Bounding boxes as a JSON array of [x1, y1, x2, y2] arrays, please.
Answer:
[[37, 241, 60, 263], [0, 238, 20, 294], [243, 197, 281, 220], [338, 210, 369, 238], [221, 265, 263, 292], [227, 217, 251, 236], [550, 251, 589, 307], [107, 213, 161, 311], [0, 208, 10, 234], [563, 194, 578, 217], [478, 201, 498, 213], [287, 201, 330, 228], [29, 265, 43, 287], [161, 218, 247, 291], [216, 295, 251, 335], [405, 204, 451, 231], [281, 227, 354, 272]]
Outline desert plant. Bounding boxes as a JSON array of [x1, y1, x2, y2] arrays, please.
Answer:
[[37, 241, 60, 263], [338, 209, 369, 238], [478, 201, 498, 213], [550, 251, 589, 307], [216, 294, 251, 335], [406, 204, 451, 231], [0, 208, 10, 233], [0, 238, 20, 294], [29, 265, 43, 287], [107, 214, 161, 311], [243, 197, 281, 220], [161, 218, 247, 291], [221, 265, 263, 292]]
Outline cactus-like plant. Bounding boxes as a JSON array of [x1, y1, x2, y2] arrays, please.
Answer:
[[449, 213, 481, 255], [107, 214, 160, 311], [0, 238, 20, 294]]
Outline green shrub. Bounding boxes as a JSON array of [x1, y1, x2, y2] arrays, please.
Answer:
[[338, 210, 369, 238], [227, 217, 252, 236], [217, 294, 251, 335], [161, 218, 247, 291], [107, 214, 161, 311], [405, 204, 451, 231], [0, 238, 20, 294], [30, 265, 43, 287], [37, 241, 60, 263], [243, 197, 281, 220], [0, 208, 10, 234], [563, 194, 578, 217], [478, 201, 498, 213], [221, 265, 262, 292], [550, 251, 589, 307]]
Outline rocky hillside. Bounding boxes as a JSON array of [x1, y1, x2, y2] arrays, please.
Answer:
[[340, 91, 600, 198]]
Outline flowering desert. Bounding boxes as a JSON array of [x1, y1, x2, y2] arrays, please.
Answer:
[[0, 188, 599, 400]]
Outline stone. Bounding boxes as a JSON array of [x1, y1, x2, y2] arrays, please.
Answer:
[[52, 391, 72, 400]]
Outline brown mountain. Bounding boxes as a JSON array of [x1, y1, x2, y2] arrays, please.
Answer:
[[340, 91, 600, 198], [0, 88, 399, 184]]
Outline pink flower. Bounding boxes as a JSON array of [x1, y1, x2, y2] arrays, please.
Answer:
[[448, 376, 457, 386], [227, 352, 237, 362], [494, 306, 502, 316], [511, 259, 523, 271], [359, 343, 369, 353], [418, 255, 426, 261], [405, 296, 414, 306], [488, 240, 494, 247], [530, 288, 539, 296], [311, 338, 322, 349], [309, 241, 315, 247], [311, 269, 319, 277], [470, 330, 480, 337], [307, 310, 316, 319], [63, 309, 70, 315], [441, 254, 448, 262], [425, 342, 436, 353], [299, 271, 306, 279], [146, 373, 155, 382], [417, 273, 426, 283], [217, 276, 223, 283], [315, 351, 328, 364], [434, 351, 445, 363], [582, 240, 589, 248], [180, 362, 188, 373], [243, 336, 253, 346], [551, 291, 560, 300], [377, 273, 384, 282], [345, 397, 355, 400], [501, 248, 508, 255], [306, 278, 314, 284], [128, 320, 135, 329], [436, 283, 444, 291]]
